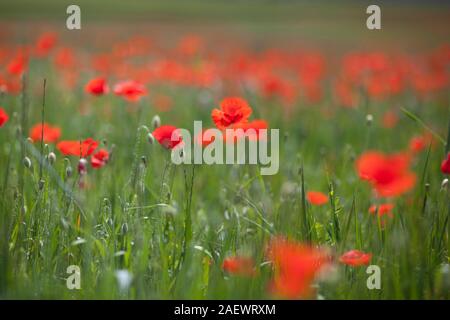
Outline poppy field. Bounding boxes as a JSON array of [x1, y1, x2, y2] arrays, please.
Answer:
[[0, 1, 449, 300]]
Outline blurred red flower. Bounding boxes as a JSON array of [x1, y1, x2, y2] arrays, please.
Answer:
[[369, 203, 394, 219], [29, 123, 61, 143], [356, 151, 416, 197], [35, 32, 57, 57], [441, 153, 450, 174], [222, 256, 255, 277], [91, 149, 109, 168], [152, 125, 183, 150], [306, 191, 328, 206], [57, 138, 99, 157], [211, 97, 252, 130], [85, 77, 109, 95], [7, 53, 27, 76], [0, 107, 9, 127], [339, 250, 372, 267], [113, 80, 147, 102], [382, 111, 398, 129], [267, 237, 330, 299]]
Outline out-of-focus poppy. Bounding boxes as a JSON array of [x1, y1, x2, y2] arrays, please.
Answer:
[[306, 191, 328, 206], [222, 256, 255, 277], [113, 80, 147, 102], [211, 97, 252, 130], [35, 32, 57, 57], [369, 203, 394, 218], [57, 138, 99, 157], [441, 153, 450, 174], [267, 237, 330, 299], [0, 107, 9, 127], [91, 149, 109, 168], [29, 123, 61, 143], [7, 53, 27, 76], [152, 125, 182, 150], [356, 151, 416, 197], [339, 250, 372, 267], [85, 77, 109, 95], [382, 111, 398, 129]]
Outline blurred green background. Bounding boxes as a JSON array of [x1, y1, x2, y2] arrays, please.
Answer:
[[0, 0, 449, 50]]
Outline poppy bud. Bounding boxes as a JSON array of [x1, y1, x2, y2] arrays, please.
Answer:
[[121, 223, 128, 235], [78, 158, 88, 175], [151, 115, 161, 129], [66, 166, 73, 178], [147, 132, 155, 144], [26, 137, 33, 144], [441, 178, 448, 190], [38, 179, 45, 190], [366, 114, 373, 126], [23, 156, 31, 168], [48, 152, 56, 165]]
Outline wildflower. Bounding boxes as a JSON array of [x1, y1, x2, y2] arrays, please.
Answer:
[[267, 237, 330, 299], [57, 138, 99, 157], [369, 203, 394, 219], [306, 191, 328, 206], [7, 53, 27, 76], [152, 125, 182, 150], [355, 151, 416, 197], [113, 80, 147, 102], [211, 97, 252, 130], [0, 107, 9, 127], [34, 32, 57, 57], [29, 123, 61, 143], [222, 256, 255, 277], [91, 149, 109, 168], [441, 153, 450, 174], [339, 250, 372, 267], [85, 77, 109, 95]]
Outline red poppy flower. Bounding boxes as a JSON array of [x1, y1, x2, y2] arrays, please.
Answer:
[[306, 191, 328, 206], [382, 111, 398, 129], [152, 125, 183, 150], [113, 80, 147, 102], [0, 107, 9, 127], [57, 138, 99, 157], [339, 250, 372, 267], [222, 256, 255, 277], [91, 149, 109, 169], [211, 97, 252, 130], [35, 32, 57, 57], [7, 53, 27, 76], [85, 78, 109, 95], [441, 153, 450, 174], [230, 119, 268, 141], [355, 151, 416, 197], [29, 123, 61, 143], [267, 237, 330, 299], [369, 203, 394, 218], [409, 134, 434, 154]]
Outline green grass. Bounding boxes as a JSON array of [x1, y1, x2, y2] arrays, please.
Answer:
[[0, 63, 448, 299], [0, 1, 449, 298]]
